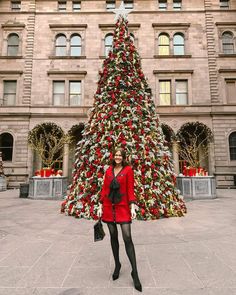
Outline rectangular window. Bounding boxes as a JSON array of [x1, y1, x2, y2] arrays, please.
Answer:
[[176, 80, 188, 104], [53, 81, 65, 105], [106, 0, 116, 10], [11, 1, 21, 11], [124, 0, 134, 9], [58, 1, 67, 11], [3, 81, 17, 106], [173, 0, 182, 10], [220, 0, 229, 9], [72, 1, 81, 11], [159, 0, 167, 10], [159, 80, 171, 105], [226, 80, 236, 103], [69, 81, 81, 106]]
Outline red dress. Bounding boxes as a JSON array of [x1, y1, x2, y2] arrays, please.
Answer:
[[100, 165, 136, 224]]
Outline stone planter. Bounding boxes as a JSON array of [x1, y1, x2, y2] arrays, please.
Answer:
[[29, 177, 68, 199], [177, 176, 216, 200]]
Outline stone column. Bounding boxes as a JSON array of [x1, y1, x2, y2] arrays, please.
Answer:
[[172, 141, 179, 175], [63, 143, 69, 177], [208, 142, 215, 176]]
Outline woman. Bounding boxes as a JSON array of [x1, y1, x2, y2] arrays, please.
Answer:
[[97, 148, 142, 292]]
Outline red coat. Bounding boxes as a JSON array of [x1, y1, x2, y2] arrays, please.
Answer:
[[100, 165, 136, 223]]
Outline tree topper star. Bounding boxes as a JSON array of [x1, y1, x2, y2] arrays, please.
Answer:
[[112, 1, 132, 21]]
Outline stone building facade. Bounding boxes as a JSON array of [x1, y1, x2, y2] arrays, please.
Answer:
[[0, 0, 236, 188]]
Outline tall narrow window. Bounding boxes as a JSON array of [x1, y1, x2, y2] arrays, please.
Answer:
[[229, 132, 236, 160], [176, 80, 188, 104], [7, 33, 19, 56], [0, 133, 14, 162], [220, 0, 229, 9], [106, 0, 115, 10], [173, 33, 185, 55], [105, 33, 113, 57], [159, 0, 167, 10], [158, 34, 170, 55], [70, 34, 82, 56], [55, 34, 67, 56], [159, 80, 171, 105], [222, 32, 234, 54], [3, 81, 17, 106], [72, 1, 81, 11], [124, 0, 133, 9], [53, 81, 65, 105], [173, 0, 182, 10], [11, 1, 21, 11], [58, 1, 66, 11], [226, 80, 236, 103], [130, 33, 135, 43], [69, 81, 81, 106]]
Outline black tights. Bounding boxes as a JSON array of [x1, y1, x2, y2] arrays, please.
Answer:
[[107, 223, 138, 274]]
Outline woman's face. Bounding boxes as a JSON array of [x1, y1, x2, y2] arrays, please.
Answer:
[[114, 151, 123, 166]]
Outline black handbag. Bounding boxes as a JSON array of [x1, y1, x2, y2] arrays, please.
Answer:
[[94, 219, 105, 242]]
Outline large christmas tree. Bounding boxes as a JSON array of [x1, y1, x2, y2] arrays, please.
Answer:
[[61, 12, 187, 220]]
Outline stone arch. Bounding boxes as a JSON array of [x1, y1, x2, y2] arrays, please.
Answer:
[[28, 122, 65, 173], [66, 123, 85, 181], [176, 121, 213, 173]]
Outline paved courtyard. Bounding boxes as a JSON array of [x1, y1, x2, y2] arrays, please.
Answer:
[[0, 189, 236, 295]]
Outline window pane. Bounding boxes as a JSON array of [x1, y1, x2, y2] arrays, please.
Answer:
[[174, 34, 184, 55], [176, 80, 188, 104], [229, 132, 236, 160], [71, 47, 81, 56], [53, 82, 65, 105], [173, 0, 182, 9], [73, 1, 81, 11], [159, 35, 170, 55], [71, 35, 81, 46], [220, 0, 229, 8], [105, 34, 113, 56], [159, 81, 171, 105], [124, 0, 133, 9], [159, 0, 167, 10], [11, 1, 21, 11], [226, 81, 236, 103], [106, 0, 115, 9], [56, 35, 66, 46], [3, 81, 16, 105], [70, 81, 81, 106], [8, 34, 19, 46], [58, 1, 66, 11]]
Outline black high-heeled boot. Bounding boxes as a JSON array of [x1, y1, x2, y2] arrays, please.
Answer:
[[131, 271, 142, 292], [112, 262, 121, 280]]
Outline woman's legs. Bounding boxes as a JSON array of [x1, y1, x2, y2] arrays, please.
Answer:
[[107, 223, 121, 280], [120, 223, 142, 292]]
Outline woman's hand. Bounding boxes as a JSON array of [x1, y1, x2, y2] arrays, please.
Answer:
[[97, 203, 103, 218], [130, 203, 136, 219]]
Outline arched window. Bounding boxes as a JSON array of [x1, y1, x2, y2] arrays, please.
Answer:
[[222, 32, 234, 54], [0, 133, 14, 161], [229, 132, 236, 160], [158, 33, 170, 55], [105, 33, 113, 57], [70, 34, 82, 56], [173, 33, 185, 55], [7, 33, 19, 56], [55, 34, 67, 56]]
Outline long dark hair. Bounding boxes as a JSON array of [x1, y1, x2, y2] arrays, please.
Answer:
[[111, 148, 129, 167]]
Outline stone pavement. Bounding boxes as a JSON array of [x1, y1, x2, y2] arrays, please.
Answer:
[[0, 189, 236, 295]]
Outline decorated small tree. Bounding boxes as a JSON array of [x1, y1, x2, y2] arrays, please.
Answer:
[[61, 11, 186, 220], [28, 122, 71, 169]]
